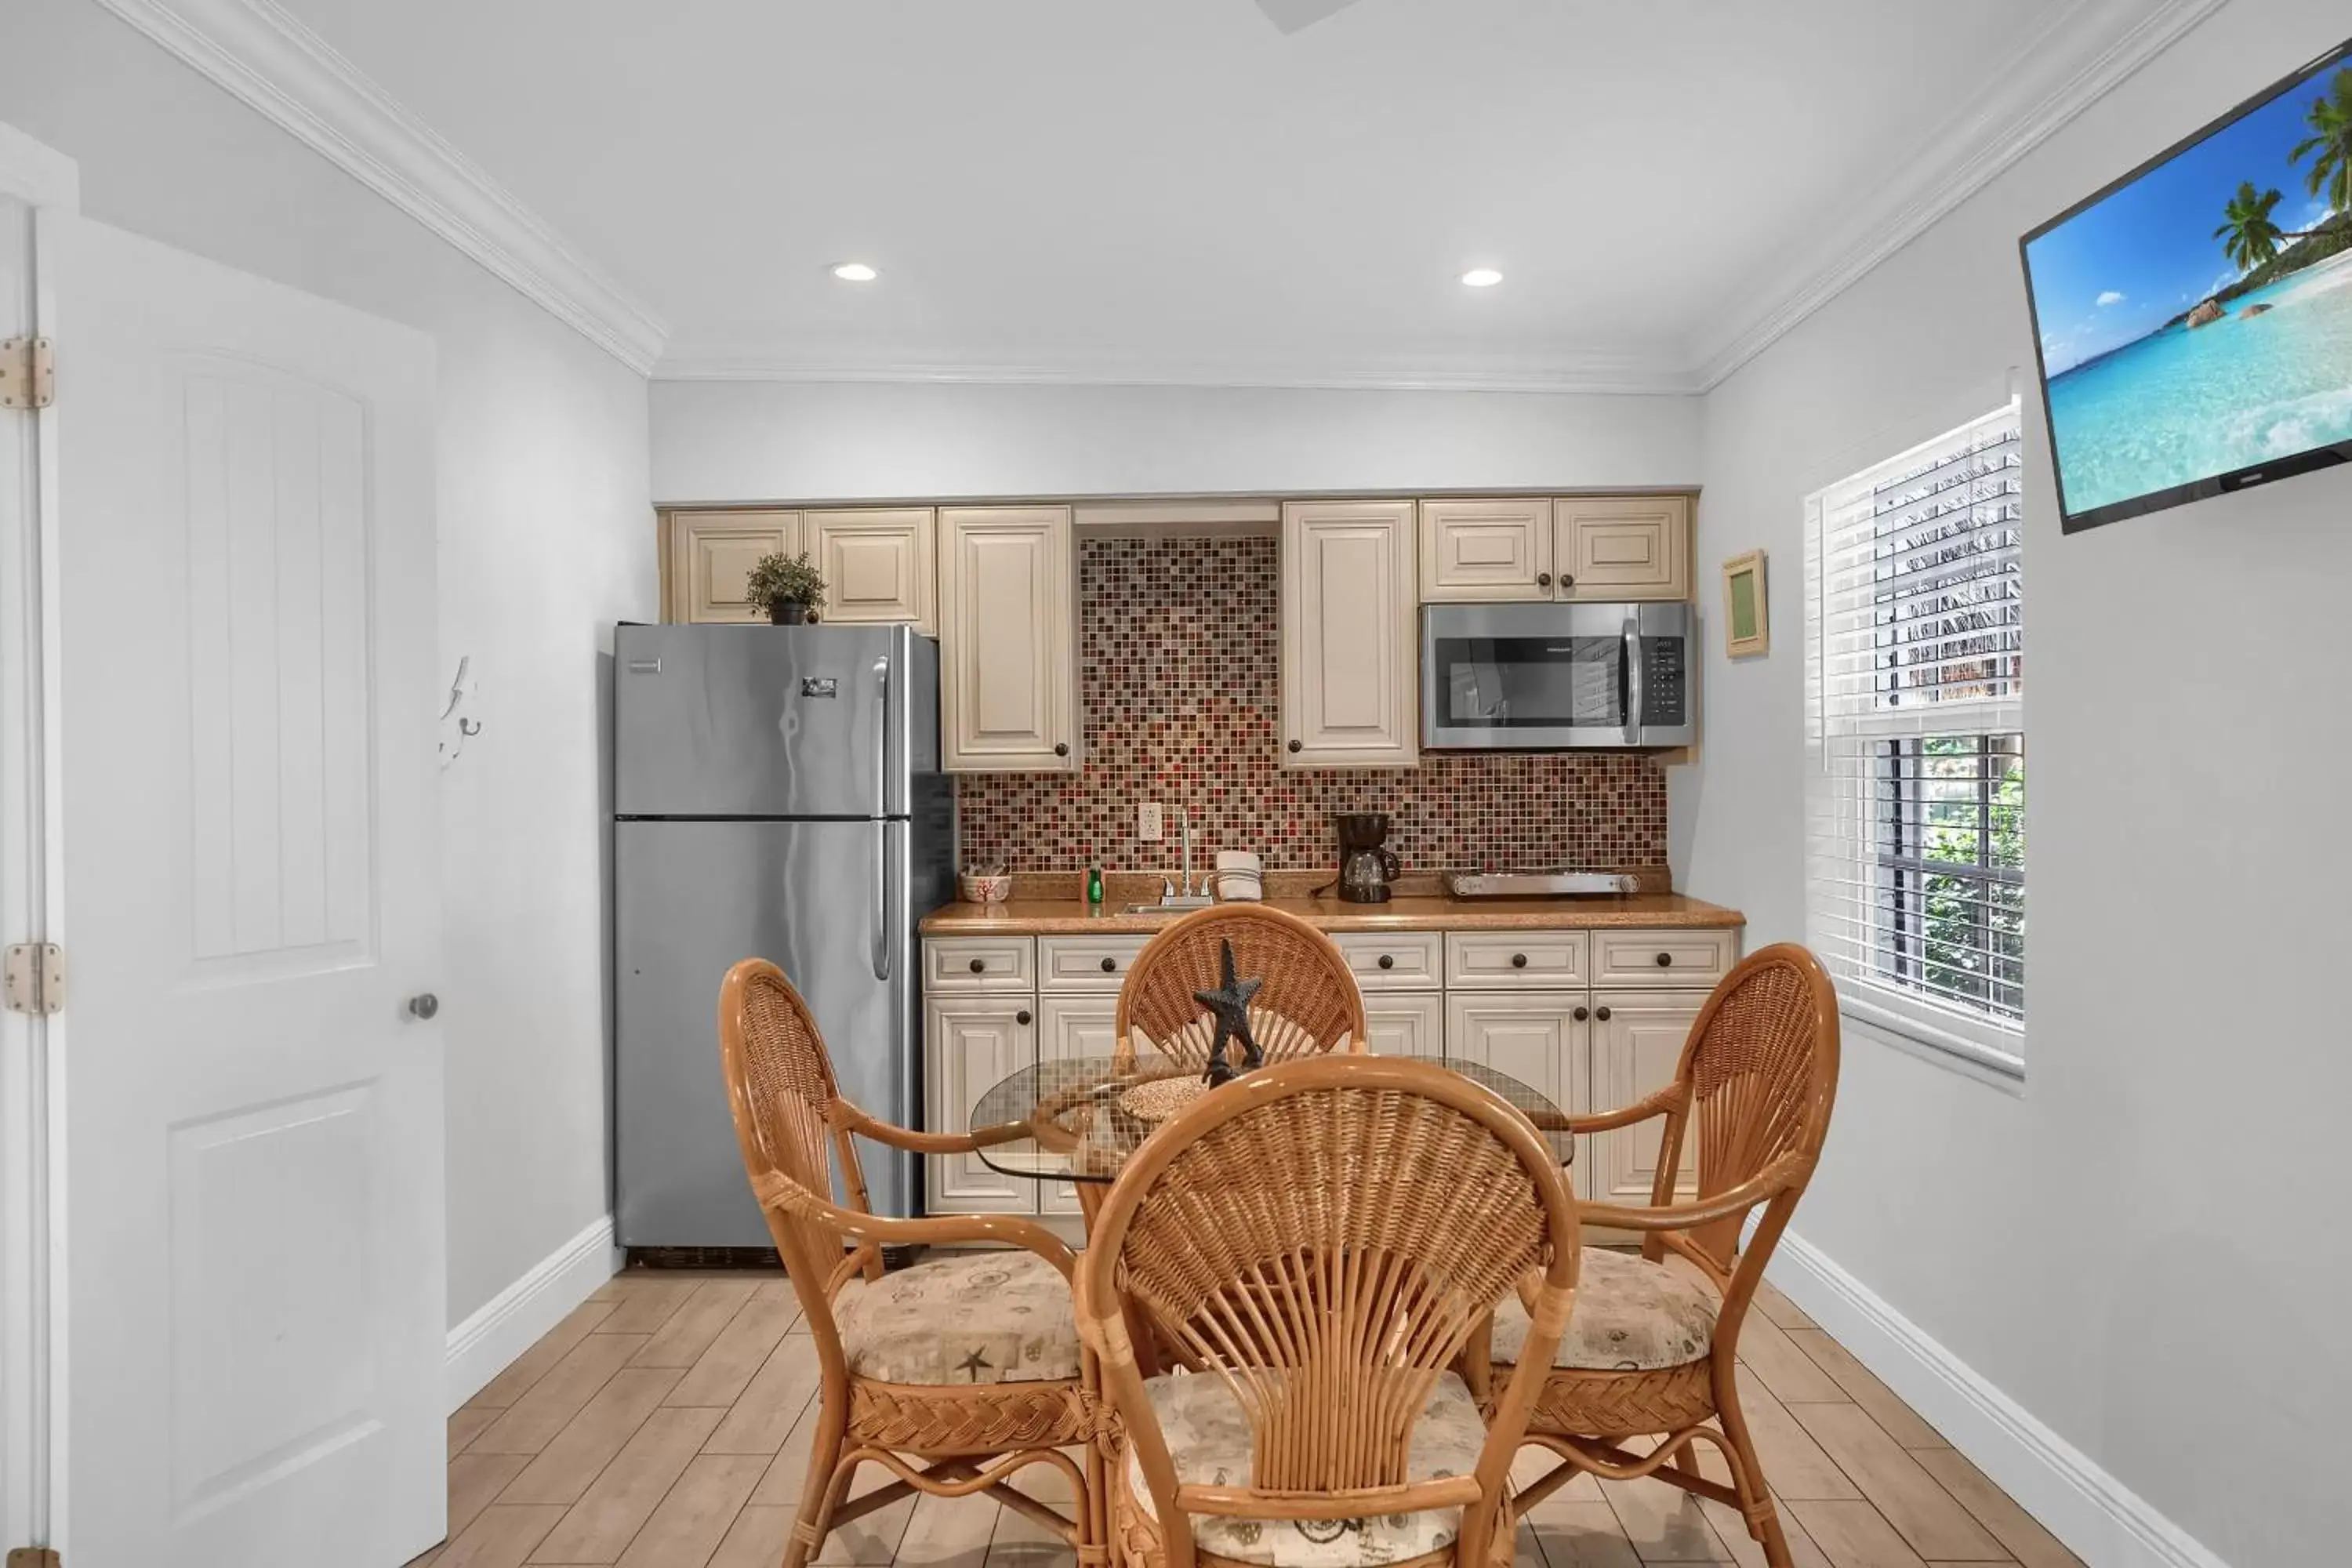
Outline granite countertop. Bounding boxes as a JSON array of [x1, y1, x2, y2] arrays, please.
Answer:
[[919, 890, 1744, 936]]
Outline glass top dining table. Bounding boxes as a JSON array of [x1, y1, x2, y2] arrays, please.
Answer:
[[967, 1054, 1574, 1185]]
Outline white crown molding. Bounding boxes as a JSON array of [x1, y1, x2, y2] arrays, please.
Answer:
[[90, 0, 670, 375], [653, 347, 1704, 397], [1685, 0, 2229, 391]]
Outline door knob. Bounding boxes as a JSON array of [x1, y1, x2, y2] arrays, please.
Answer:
[[1594, 1004, 1612, 1021], [1560, 572, 1575, 590], [1537, 572, 1552, 587], [1510, 953, 1528, 969], [406, 993, 440, 1021], [1377, 954, 1396, 970], [1053, 742, 1070, 757], [1287, 739, 1302, 753], [1655, 952, 1673, 967], [1100, 956, 1117, 972], [1015, 1009, 1033, 1026], [1573, 1005, 1590, 1022], [969, 957, 986, 973]]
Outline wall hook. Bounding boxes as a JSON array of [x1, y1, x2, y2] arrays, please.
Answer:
[[439, 655, 482, 768]]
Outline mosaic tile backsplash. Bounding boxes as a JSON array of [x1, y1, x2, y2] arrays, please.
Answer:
[[956, 537, 1669, 875]]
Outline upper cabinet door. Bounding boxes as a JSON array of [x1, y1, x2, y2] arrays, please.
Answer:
[[939, 506, 1079, 772], [808, 507, 938, 632], [1281, 501, 1419, 769], [1554, 495, 1692, 601], [1418, 498, 1552, 601], [666, 510, 802, 622]]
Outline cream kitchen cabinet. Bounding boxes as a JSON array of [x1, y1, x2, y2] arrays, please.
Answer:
[[665, 510, 800, 623], [938, 506, 1080, 772], [922, 993, 1034, 1215], [1036, 996, 1119, 1216], [808, 507, 937, 632], [1554, 495, 1691, 602], [1279, 500, 1418, 768], [1444, 992, 1589, 1131], [1418, 499, 1552, 601], [1586, 990, 1705, 1208], [1361, 993, 1444, 1058]]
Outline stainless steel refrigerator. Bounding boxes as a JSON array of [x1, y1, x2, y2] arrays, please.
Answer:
[[612, 622, 954, 1247]]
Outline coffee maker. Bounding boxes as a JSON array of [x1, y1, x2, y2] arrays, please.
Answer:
[[1333, 812, 1401, 903]]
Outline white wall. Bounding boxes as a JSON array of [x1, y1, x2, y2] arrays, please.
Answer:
[[5, 0, 654, 1330], [652, 378, 1700, 501], [1678, 2, 2347, 1562]]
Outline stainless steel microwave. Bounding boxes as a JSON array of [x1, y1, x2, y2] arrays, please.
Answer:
[[1421, 601, 1696, 750]]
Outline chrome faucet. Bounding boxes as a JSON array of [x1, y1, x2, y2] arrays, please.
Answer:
[[1156, 805, 1212, 909]]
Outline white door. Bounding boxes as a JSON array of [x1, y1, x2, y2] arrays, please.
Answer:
[[54, 216, 445, 1566], [938, 506, 1076, 772], [1360, 993, 1443, 1058]]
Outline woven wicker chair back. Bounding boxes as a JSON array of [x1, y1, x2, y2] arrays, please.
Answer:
[[717, 959, 863, 1289], [1670, 943, 1841, 1272], [1113, 903, 1367, 1067], [1085, 1057, 1578, 1508]]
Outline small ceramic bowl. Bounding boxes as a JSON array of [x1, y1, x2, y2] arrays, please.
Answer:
[[958, 871, 1014, 906]]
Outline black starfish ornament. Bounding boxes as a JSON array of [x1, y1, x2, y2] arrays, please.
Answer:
[[1193, 938, 1265, 1086]]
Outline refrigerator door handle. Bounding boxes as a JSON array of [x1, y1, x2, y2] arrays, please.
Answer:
[[872, 818, 893, 982], [873, 654, 892, 822]]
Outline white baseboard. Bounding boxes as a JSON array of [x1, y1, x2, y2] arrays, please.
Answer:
[[1766, 1232, 2229, 1568], [444, 1214, 619, 1414]]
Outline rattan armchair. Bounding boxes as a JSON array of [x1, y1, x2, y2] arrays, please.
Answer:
[[1076, 1055, 1582, 1568], [1486, 943, 1841, 1568], [1113, 903, 1367, 1069], [717, 959, 1102, 1568]]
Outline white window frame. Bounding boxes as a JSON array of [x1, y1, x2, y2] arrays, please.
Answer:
[[1804, 401, 2027, 1078]]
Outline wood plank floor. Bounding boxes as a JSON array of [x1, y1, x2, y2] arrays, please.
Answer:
[[412, 1266, 2081, 1568]]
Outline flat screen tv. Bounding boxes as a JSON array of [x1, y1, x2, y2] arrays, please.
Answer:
[[2021, 37, 2352, 533]]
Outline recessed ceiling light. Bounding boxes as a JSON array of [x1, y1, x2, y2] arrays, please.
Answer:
[[1461, 267, 1504, 288], [832, 262, 879, 282]]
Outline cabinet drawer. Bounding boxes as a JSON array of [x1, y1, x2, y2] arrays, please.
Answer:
[[1445, 931, 1590, 989], [1037, 935, 1150, 993], [1330, 931, 1444, 991], [1590, 928, 1737, 989], [924, 936, 1036, 993]]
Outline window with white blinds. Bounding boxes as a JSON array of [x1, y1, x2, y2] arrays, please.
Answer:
[[1804, 401, 2025, 1074]]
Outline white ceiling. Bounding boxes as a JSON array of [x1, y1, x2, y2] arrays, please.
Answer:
[[260, 0, 2137, 387]]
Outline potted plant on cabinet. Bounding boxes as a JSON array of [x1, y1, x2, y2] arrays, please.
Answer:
[[745, 551, 827, 624]]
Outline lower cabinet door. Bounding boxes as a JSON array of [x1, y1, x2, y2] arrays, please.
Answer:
[[1444, 992, 1590, 1146], [924, 997, 1036, 1215], [1361, 993, 1444, 1057], [1587, 990, 1705, 1208], [1036, 996, 1117, 1216]]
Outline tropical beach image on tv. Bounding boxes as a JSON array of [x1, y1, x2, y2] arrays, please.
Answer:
[[2022, 38, 2352, 531]]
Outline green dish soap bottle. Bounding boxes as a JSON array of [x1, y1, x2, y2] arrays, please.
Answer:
[[1085, 860, 1104, 909]]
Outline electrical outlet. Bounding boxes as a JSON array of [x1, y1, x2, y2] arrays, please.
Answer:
[[1138, 801, 1164, 841]]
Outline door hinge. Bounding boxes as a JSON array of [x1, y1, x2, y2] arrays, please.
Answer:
[[0, 336, 54, 410], [2, 943, 64, 1015], [8, 1546, 63, 1568]]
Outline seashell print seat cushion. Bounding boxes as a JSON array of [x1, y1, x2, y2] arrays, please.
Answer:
[[833, 1250, 1081, 1385], [1489, 1246, 1718, 1371], [1120, 1370, 1489, 1567]]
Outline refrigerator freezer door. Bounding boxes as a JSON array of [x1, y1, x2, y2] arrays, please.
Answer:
[[616, 623, 936, 818], [615, 818, 916, 1246]]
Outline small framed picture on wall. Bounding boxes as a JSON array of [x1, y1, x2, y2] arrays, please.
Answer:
[[1722, 550, 1769, 658]]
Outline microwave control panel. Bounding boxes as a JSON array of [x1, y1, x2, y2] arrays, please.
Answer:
[[1642, 638, 1686, 728]]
